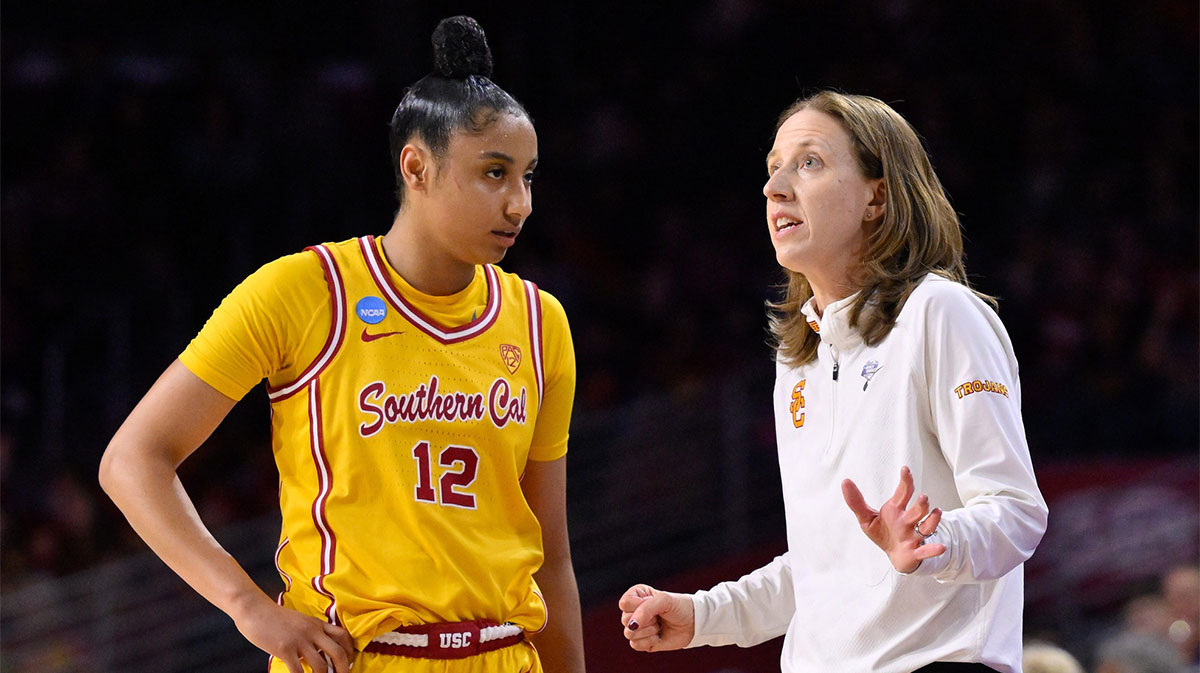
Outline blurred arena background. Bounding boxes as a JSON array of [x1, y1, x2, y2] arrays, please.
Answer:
[[1, 2, 1196, 671]]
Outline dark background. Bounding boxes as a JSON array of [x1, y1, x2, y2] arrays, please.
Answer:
[[2, 2, 1197, 671]]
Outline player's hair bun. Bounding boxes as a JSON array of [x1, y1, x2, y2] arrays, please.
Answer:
[[432, 16, 494, 80]]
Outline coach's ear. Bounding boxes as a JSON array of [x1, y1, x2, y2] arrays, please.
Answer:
[[399, 143, 433, 193], [864, 178, 886, 222]]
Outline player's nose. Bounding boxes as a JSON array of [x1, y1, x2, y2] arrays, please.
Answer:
[[506, 184, 532, 223]]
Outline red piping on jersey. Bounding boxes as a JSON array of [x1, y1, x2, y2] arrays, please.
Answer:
[[359, 235, 502, 344], [267, 245, 348, 402], [307, 380, 340, 626], [523, 280, 545, 411], [533, 588, 549, 634], [274, 537, 293, 595]]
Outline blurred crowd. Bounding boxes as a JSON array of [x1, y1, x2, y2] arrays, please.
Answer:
[[1, 1, 1196, 667]]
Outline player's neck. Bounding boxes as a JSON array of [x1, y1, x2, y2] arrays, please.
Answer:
[[382, 215, 475, 297]]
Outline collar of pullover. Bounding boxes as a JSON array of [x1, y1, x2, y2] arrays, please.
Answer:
[[800, 292, 865, 350]]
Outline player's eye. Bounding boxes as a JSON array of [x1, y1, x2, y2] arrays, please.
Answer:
[[802, 156, 822, 169], [486, 167, 506, 179], [523, 170, 536, 185]]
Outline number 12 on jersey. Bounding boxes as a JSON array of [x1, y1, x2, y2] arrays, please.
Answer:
[[412, 441, 480, 509]]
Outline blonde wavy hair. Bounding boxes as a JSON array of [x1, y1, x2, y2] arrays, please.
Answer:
[[767, 91, 994, 366]]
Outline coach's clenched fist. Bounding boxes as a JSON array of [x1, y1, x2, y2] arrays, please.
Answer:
[[618, 584, 695, 651]]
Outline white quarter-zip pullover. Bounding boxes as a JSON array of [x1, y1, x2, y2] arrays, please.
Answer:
[[687, 273, 1048, 673]]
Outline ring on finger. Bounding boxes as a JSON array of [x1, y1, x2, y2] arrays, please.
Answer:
[[914, 522, 935, 539]]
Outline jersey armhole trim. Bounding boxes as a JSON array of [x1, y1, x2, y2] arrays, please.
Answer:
[[266, 245, 347, 402], [523, 281, 545, 411]]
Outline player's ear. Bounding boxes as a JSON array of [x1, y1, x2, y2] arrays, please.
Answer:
[[399, 143, 432, 193]]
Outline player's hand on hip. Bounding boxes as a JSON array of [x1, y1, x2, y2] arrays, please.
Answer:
[[842, 466, 947, 574], [232, 595, 356, 673], [619, 584, 695, 652]]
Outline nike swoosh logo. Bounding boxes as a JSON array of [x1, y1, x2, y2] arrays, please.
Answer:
[[361, 327, 404, 342]]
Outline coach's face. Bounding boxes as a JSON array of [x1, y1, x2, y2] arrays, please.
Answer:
[[763, 109, 883, 297]]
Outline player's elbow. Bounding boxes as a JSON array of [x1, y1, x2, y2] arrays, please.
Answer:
[[97, 438, 138, 502], [97, 443, 122, 498]]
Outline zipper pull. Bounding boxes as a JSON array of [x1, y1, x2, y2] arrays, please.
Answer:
[[832, 361, 839, 381]]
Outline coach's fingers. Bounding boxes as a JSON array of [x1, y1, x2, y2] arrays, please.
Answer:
[[628, 592, 678, 631], [841, 479, 876, 525], [629, 634, 661, 652], [890, 466, 915, 509], [915, 542, 947, 560], [905, 493, 931, 526], [618, 584, 655, 613], [918, 507, 943, 536], [625, 616, 661, 640]]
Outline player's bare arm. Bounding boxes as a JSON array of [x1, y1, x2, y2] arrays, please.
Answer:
[[523, 456, 586, 672], [99, 360, 356, 673]]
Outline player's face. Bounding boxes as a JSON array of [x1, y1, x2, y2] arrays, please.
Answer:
[[426, 113, 538, 266], [763, 109, 881, 287]]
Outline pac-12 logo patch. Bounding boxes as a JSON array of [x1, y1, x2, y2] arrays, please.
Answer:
[[500, 344, 522, 374], [356, 296, 387, 324]]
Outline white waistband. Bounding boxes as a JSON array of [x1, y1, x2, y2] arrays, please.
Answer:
[[370, 622, 523, 648]]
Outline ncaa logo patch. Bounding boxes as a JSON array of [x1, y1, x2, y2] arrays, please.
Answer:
[[355, 296, 387, 324]]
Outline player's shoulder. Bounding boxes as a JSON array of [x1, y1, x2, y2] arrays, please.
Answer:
[[492, 266, 568, 316], [234, 245, 337, 314], [254, 237, 370, 284], [492, 267, 571, 341], [251, 247, 327, 284], [536, 286, 568, 322]]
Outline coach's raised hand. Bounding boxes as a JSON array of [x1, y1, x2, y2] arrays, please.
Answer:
[[841, 466, 947, 574], [619, 584, 695, 652]]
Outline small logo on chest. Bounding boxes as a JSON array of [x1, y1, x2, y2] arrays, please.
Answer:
[[355, 296, 388, 324], [500, 344, 522, 374], [861, 360, 882, 391], [361, 327, 404, 342], [789, 380, 806, 428]]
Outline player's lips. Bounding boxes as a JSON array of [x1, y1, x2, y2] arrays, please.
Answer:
[[491, 228, 520, 246]]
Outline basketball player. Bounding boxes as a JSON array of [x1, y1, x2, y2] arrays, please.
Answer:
[[99, 16, 585, 673], [619, 92, 1048, 672]]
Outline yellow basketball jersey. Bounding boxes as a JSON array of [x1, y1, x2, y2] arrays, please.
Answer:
[[267, 236, 551, 649]]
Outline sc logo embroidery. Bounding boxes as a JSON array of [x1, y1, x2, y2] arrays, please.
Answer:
[[790, 380, 806, 428]]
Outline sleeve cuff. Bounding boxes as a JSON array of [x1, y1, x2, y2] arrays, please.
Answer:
[[905, 531, 952, 577], [684, 593, 707, 648]]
